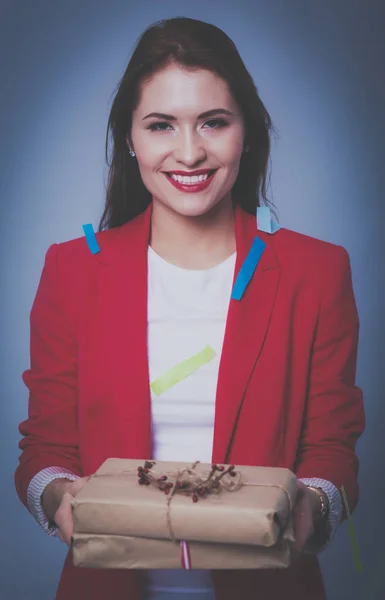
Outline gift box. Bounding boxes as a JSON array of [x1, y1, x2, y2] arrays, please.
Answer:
[[71, 458, 298, 570]]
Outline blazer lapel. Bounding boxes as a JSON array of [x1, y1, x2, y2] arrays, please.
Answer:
[[95, 205, 153, 459], [212, 205, 281, 464]]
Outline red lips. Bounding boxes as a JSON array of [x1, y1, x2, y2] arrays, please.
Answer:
[[165, 170, 217, 193]]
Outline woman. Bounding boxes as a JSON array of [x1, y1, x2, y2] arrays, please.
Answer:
[[15, 16, 364, 600]]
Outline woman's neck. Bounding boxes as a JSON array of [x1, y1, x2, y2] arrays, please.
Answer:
[[149, 199, 236, 270]]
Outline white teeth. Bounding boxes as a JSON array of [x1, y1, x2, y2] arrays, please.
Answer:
[[170, 173, 209, 183]]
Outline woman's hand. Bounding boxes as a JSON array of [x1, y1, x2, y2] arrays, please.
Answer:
[[292, 480, 319, 551], [42, 476, 89, 546]]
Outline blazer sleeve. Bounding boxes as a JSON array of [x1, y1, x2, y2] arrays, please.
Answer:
[[294, 246, 365, 519], [15, 244, 83, 512]]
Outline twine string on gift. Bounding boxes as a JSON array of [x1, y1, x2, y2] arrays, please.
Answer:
[[136, 461, 246, 541], [138, 460, 243, 570], [158, 461, 243, 541]]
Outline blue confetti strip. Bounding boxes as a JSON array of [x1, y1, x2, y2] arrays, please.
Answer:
[[257, 206, 281, 234], [231, 236, 266, 301], [82, 223, 100, 255]]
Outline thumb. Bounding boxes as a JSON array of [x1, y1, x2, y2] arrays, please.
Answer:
[[55, 491, 76, 546]]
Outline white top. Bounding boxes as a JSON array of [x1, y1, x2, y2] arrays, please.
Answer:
[[27, 245, 343, 600], [148, 245, 236, 464]]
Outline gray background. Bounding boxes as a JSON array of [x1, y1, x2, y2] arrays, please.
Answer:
[[1, 1, 384, 598]]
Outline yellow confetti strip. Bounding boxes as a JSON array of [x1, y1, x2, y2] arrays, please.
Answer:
[[150, 345, 216, 396], [340, 485, 363, 572]]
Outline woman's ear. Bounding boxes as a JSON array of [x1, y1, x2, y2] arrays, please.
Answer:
[[126, 135, 136, 158], [125, 135, 133, 153]]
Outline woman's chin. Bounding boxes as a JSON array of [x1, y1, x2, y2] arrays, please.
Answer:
[[154, 196, 229, 219]]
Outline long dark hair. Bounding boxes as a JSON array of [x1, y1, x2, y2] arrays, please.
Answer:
[[99, 17, 275, 231]]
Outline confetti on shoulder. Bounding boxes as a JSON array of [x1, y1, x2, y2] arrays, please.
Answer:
[[231, 236, 266, 301], [82, 223, 100, 255], [257, 206, 280, 235]]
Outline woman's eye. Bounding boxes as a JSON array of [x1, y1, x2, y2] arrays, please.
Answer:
[[147, 118, 228, 132], [147, 122, 172, 132], [203, 118, 228, 129]]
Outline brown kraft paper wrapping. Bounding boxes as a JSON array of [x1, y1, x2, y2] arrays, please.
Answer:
[[71, 458, 298, 570]]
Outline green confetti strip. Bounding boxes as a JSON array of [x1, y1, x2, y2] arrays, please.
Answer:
[[340, 485, 363, 572], [150, 345, 216, 396]]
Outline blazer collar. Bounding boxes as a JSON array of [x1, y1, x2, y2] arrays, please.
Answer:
[[95, 202, 279, 273]]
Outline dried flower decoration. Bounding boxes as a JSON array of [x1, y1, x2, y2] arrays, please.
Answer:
[[137, 461, 242, 502]]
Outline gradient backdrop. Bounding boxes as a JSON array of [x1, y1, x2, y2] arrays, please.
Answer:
[[1, 1, 384, 598]]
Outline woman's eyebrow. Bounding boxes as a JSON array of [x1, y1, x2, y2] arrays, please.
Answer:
[[142, 108, 236, 121]]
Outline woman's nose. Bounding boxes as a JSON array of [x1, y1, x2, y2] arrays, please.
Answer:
[[173, 131, 206, 165]]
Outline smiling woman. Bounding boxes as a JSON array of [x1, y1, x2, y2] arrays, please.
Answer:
[[15, 15, 364, 600], [100, 17, 273, 232]]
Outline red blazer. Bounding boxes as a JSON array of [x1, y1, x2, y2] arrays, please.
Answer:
[[15, 203, 365, 600]]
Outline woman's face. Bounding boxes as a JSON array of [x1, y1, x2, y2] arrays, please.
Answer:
[[129, 62, 245, 219]]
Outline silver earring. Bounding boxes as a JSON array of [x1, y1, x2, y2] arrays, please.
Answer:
[[129, 149, 136, 157], [243, 145, 250, 153]]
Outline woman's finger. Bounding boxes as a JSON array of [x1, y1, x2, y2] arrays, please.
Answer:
[[293, 487, 314, 550], [54, 491, 76, 546], [55, 477, 90, 546]]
